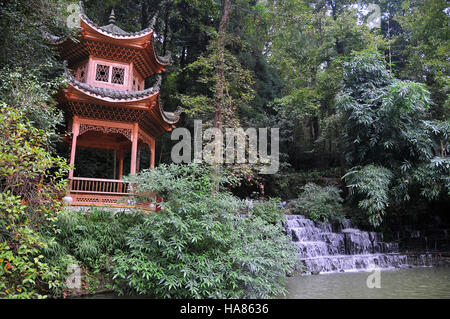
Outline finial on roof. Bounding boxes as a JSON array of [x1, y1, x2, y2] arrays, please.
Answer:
[[109, 9, 116, 24]]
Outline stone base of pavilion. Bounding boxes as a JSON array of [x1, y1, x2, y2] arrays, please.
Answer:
[[66, 195, 158, 212], [66, 204, 134, 214]]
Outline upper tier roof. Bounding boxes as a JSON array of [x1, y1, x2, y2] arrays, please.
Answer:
[[48, 2, 170, 76], [79, 4, 155, 40], [65, 66, 162, 102], [62, 67, 182, 136]]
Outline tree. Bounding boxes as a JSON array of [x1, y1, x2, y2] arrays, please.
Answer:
[[396, 0, 449, 120], [337, 51, 449, 227], [261, 0, 385, 169]]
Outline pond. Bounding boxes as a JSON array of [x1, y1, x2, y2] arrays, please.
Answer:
[[283, 267, 450, 299], [75, 267, 450, 299]]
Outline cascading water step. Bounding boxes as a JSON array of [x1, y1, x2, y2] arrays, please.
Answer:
[[295, 241, 330, 258], [290, 227, 323, 241], [283, 214, 418, 274], [299, 254, 410, 274]]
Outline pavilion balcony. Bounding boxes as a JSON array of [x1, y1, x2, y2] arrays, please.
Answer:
[[68, 177, 134, 207]]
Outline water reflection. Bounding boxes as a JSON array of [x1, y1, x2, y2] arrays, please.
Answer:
[[283, 267, 450, 299]]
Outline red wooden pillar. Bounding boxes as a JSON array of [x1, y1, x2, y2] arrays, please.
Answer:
[[130, 123, 139, 174], [69, 116, 80, 179], [150, 139, 155, 169]]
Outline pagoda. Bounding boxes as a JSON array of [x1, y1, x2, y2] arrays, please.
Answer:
[[51, 4, 180, 207]]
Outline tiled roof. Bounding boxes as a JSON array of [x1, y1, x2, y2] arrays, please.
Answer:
[[79, 1, 155, 39], [65, 66, 161, 101], [64, 65, 182, 124]]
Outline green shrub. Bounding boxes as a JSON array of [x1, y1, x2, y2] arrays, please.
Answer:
[[54, 209, 143, 271], [343, 165, 393, 227], [0, 192, 63, 298], [337, 52, 450, 227], [292, 183, 345, 223], [249, 198, 286, 224], [112, 164, 297, 298], [0, 106, 70, 298], [264, 169, 342, 199], [0, 105, 69, 228]]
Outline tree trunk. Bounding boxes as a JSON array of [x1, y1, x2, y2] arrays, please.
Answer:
[[141, 1, 149, 29], [213, 0, 232, 131], [211, 0, 232, 191]]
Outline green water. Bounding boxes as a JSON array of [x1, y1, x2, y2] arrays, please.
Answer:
[[77, 267, 450, 299], [283, 267, 450, 299]]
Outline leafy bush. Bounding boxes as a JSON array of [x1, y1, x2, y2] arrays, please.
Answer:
[[337, 51, 450, 227], [0, 106, 70, 298], [112, 164, 297, 298], [0, 105, 69, 228], [0, 192, 63, 298], [0, 67, 64, 133], [343, 165, 393, 227], [54, 209, 143, 271], [292, 183, 345, 223], [249, 198, 286, 224], [263, 169, 342, 199]]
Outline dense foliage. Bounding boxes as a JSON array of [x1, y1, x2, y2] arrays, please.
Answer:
[[0, 106, 70, 298], [338, 52, 449, 227], [0, 0, 448, 299], [54, 209, 143, 272], [292, 183, 345, 223], [249, 198, 286, 224], [113, 164, 297, 298]]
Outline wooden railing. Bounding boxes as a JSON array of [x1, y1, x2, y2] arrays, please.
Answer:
[[69, 177, 132, 195], [67, 178, 161, 209]]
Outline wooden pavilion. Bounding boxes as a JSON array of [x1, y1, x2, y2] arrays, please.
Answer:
[[51, 5, 180, 207]]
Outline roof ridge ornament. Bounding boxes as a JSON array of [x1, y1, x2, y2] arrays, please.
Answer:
[[157, 51, 171, 65], [78, 0, 154, 38], [155, 74, 162, 90], [109, 9, 116, 25], [149, 12, 158, 29]]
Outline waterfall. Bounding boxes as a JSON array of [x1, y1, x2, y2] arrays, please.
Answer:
[[283, 215, 412, 274]]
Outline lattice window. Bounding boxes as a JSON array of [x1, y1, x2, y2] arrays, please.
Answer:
[[111, 67, 125, 85], [95, 64, 110, 82]]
